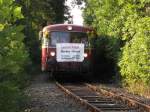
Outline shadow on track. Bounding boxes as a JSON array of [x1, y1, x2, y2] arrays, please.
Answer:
[[53, 72, 114, 84]]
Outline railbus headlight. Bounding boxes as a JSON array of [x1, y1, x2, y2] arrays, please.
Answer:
[[68, 26, 72, 30], [50, 52, 55, 56], [84, 53, 88, 58]]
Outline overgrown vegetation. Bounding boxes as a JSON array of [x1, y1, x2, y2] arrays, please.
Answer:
[[83, 0, 150, 95], [0, 0, 29, 111], [0, 0, 68, 111], [0, 0, 149, 110], [17, 0, 68, 64]]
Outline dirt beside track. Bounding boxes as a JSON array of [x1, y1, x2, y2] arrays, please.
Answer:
[[25, 73, 87, 112]]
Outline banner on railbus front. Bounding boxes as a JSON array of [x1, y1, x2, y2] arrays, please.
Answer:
[[56, 43, 84, 62]]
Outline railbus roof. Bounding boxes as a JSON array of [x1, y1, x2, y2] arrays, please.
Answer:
[[43, 24, 93, 33]]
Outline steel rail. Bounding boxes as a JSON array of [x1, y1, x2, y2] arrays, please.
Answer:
[[86, 84, 150, 112], [56, 82, 102, 112], [56, 82, 136, 112]]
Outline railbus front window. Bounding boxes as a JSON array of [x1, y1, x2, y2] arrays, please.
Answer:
[[70, 32, 88, 47], [51, 32, 70, 46], [50, 31, 89, 47]]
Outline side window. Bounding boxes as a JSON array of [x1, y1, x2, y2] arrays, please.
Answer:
[[42, 38, 49, 47], [39, 31, 43, 40]]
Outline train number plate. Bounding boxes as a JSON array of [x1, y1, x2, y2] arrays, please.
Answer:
[[56, 43, 84, 62]]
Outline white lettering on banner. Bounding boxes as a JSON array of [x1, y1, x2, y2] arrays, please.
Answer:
[[56, 43, 84, 62]]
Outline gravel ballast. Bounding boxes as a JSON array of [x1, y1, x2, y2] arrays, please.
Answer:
[[92, 83, 150, 105], [25, 73, 87, 112]]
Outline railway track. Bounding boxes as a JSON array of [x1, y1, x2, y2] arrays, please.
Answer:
[[56, 82, 150, 112]]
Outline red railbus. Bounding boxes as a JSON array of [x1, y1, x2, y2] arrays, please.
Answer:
[[40, 24, 95, 75]]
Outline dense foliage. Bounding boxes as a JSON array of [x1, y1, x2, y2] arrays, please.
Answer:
[[0, 0, 68, 111], [0, 0, 29, 111], [16, 0, 68, 64], [83, 0, 150, 87], [119, 17, 150, 85]]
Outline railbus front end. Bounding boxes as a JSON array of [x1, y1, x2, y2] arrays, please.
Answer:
[[40, 24, 94, 75]]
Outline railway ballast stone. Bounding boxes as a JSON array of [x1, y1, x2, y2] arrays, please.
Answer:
[[25, 73, 87, 112]]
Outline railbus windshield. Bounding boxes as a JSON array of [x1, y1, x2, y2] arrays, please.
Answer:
[[50, 31, 88, 47]]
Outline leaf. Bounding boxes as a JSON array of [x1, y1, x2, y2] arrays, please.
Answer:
[[0, 0, 3, 5], [13, 7, 24, 19], [0, 24, 4, 31]]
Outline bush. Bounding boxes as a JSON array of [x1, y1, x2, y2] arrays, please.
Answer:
[[0, 1, 30, 111], [90, 36, 120, 81], [83, 0, 150, 91], [119, 17, 150, 85], [0, 83, 27, 112]]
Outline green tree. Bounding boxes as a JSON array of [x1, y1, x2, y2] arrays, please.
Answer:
[[16, 0, 68, 64], [0, 0, 29, 85], [119, 17, 150, 85], [83, 0, 150, 88], [0, 0, 29, 111]]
